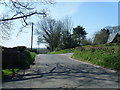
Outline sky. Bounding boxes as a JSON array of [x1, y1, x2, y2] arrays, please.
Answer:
[[0, 1, 118, 48]]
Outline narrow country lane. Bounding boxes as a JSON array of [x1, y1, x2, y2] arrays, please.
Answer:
[[2, 53, 119, 88]]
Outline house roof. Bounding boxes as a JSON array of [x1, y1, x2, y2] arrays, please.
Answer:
[[107, 32, 120, 43]]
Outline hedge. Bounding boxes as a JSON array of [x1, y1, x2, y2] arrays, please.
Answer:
[[2, 46, 36, 69]]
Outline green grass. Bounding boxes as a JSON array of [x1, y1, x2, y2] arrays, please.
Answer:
[[48, 43, 120, 70], [2, 69, 19, 75], [72, 44, 120, 70], [48, 49, 74, 54]]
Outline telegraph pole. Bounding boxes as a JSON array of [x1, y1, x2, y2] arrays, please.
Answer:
[[31, 22, 34, 50]]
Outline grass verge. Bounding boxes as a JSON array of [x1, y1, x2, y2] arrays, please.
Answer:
[[48, 48, 74, 54], [2, 69, 19, 75], [72, 45, 120, 70], [48, 44, 120, 70]]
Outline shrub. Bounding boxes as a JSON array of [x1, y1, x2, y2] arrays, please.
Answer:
[[2, 46, 36, 70], [13, 46, 27, 51]]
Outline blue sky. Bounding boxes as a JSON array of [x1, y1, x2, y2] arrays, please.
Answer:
[[50, 2, 118, 36], [1, 2, 118, 48]]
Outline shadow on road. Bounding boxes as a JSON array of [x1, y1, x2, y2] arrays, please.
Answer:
[[2, 62, 118, 86]]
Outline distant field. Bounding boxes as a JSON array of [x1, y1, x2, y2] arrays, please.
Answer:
[[32, 48, 48, 54]]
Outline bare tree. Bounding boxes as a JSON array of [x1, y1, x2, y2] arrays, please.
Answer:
[[36, 17, 64, 51], [0, 17, 13, 42], [37, 35, 44, 53], [0, 0, 54, 41], [62, 16, 73, 34], [60, 16, 73, 49], [36, 16, 76, 51]]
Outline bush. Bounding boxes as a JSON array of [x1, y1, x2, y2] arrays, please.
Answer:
[[13, 46, 27, 51], [2, 46, 37, 70]]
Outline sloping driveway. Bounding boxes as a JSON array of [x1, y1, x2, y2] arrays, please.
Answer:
[[2, 53, 119, 88]]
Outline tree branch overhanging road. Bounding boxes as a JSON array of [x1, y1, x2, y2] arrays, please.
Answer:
[[0, 12, 46, 22]]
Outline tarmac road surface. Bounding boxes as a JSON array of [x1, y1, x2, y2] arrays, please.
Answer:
[[2, 53, 119, 89]]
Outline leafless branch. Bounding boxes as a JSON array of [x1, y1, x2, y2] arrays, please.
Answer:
[[0, 12, 46, 21], [0, 0, 54, 41]]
